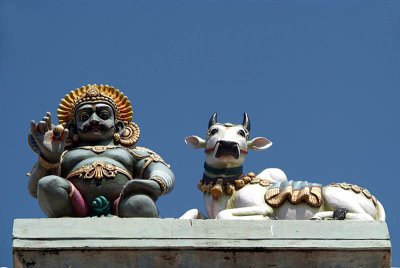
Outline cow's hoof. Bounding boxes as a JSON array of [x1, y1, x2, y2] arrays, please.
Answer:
[[333, 208, 348, 220], [310, 217, 322, 220], [268, 215, 278, 220]]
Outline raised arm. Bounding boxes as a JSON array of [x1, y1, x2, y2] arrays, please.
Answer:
[[27, 112, 69, 197]]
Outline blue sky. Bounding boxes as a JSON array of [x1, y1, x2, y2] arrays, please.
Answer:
[[1, 0, 399, 266]]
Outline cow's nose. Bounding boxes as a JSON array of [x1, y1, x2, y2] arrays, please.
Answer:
[[218, 140, 238, 148], [215, 140, 240, 159]]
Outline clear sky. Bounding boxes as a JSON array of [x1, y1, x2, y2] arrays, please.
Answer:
[[1, 0, 399, 266]]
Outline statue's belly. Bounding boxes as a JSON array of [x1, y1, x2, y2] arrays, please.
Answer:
[[69, 174, 130, 204]]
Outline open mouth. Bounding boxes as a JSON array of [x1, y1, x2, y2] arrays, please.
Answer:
[[215, 141, 240, 159]]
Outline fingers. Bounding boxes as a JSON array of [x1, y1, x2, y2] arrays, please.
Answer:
[[43, 117, 50, 131], [60, 129, 69, 142], [30, 120, 39, 135], [31, 112, 52, 133], [43, 112, 52, 130], [38, 121, 48, 132], [41, 112, 53, 132], [47, 112, 52, 127]]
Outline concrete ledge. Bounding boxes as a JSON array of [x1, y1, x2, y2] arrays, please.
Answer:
[[13, 218, 391, 267]]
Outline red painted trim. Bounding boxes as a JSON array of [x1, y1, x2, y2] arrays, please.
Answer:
[[204, 147, 215, 154]]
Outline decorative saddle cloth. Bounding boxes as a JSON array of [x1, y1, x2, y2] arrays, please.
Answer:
[[265, 180, 323, 208]]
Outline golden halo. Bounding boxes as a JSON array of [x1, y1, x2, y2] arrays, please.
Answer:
[[57, 84, 133, 124]]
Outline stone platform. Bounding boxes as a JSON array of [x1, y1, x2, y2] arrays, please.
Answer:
[[13, 218, 391, 267]]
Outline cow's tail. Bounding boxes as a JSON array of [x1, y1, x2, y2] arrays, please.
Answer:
[[375, 200, 386, 221]]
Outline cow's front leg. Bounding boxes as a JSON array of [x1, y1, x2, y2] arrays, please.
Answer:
[[179, 209, 208, 219], [216, 205, 274, 220]]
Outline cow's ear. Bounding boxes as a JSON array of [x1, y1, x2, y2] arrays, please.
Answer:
[[248, 137, 272, 151], [185, 136, 206, 149]]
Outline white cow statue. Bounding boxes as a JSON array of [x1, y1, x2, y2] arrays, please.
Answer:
[[180, 113, 385, 221]]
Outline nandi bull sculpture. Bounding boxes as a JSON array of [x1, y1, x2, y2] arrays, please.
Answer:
[[180, 113, 385, 221]]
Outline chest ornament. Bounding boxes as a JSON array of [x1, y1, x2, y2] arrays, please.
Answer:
[[66, 161, 133, 180], [197, 172, 271, 198], [82, 145, 122, 154]]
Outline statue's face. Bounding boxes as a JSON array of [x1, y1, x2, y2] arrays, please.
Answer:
[[75, 103, 116, 142]]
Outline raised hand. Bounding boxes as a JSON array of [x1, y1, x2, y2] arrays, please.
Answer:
[[30, 112, 69, 162]]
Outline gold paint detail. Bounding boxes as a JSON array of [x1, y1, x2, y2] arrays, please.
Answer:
[[225, 183, 235, 195], [113, 133, 120, 142], [115, 122, 140, 147], [197, 181, 203, 190], [243, 176, 251, 183], [53, 124, 64, 137], [130, 146, 170, 178], [330, 182, 377, 205], [234, 179, 245, 190], [57, 84, 133, 124], [210, 179, 224, 198], [91, 145, 109, 153], [197, 172, 270, 196], [351, 184, 362, 193], [26, 161, 39, 177], [62, 145, 123, 156], [259, 180, 270, 186], [265, 185, 323, 208], [68, 185, 75, 198], [247, 172, 255, 177], [39, 156, 60, 170], [150, 176, 167, 195], [66, 161, 133, 180], [200, 184, 207, 193]]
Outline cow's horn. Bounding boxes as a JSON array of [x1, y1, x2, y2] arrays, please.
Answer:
[[208, 112, 218, 129], [242, 113, 251, 133]]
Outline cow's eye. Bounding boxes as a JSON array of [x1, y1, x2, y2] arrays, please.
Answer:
[[210, 128, 218, 136], [238, 130, 246, 137]]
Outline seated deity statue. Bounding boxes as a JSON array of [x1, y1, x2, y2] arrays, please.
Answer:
[[27, 84, 175, 218]]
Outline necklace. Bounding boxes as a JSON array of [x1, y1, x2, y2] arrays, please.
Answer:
[[197, 172, 271, 198], [75, 145, 123, 154]]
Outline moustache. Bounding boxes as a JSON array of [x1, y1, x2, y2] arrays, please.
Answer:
[[79, 122, 113, 133]]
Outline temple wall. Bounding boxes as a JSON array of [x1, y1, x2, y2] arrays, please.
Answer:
[[13, 218, 391, 267]]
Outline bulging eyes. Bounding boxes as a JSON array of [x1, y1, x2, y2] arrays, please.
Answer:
[[80, 113, 89, 122], [238, 130, 246, 137], [210, 128, 218, 136], [99, 112, 110, 120]]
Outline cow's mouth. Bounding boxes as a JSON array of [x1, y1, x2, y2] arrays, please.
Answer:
[[215, 140, 240, 159]]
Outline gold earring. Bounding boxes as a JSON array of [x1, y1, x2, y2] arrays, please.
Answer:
[[114, 133, 120, 143]]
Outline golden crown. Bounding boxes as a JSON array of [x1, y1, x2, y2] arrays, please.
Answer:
[[57, 84, 133, 124]]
